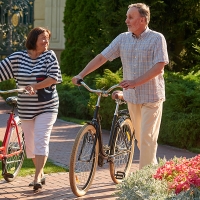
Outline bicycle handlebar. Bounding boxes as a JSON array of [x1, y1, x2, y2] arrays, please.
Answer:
[[0, 88, 28, 94], [78, 79, 120, 96]]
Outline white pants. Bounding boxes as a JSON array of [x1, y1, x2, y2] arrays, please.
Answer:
[[21, 112, 57, 158], [128, 100, 163, 169]]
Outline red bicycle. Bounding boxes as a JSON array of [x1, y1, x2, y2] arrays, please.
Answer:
[[0, 89, 27, 182]]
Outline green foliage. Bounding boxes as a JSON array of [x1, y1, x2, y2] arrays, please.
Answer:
[[57, 69, 123, 129], [159, 71, 200, 149], [87, 68, 124, 129], [60, 0, 101, 75], [58, 70, 200, 150], [57, 74, 94, 120], [61, 0, 133, 76], [61, 0, 200, 74], [0, 79, 17, 99], [116, 158, 200, 199], [144, 0, 200, 72], [92, 0, 133, 73], [116, 160, 173, 199]]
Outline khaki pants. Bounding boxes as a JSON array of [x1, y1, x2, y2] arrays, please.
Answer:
[[128, 100, 163, 169]]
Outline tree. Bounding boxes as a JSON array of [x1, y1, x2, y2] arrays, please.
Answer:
[[61, 0, 200, 74], [145, 0, 200, 72], [60, 0, 101, 75]]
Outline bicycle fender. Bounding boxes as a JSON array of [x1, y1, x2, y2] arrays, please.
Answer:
[[14, 116, 20, 124]]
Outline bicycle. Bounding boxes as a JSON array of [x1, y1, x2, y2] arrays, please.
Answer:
[[0, 88, 27, 182], [69, 80, 135, 197]]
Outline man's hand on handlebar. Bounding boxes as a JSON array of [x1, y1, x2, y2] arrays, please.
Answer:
[[112, 90, 124, 100]]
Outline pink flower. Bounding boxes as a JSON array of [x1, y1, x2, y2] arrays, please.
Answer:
[[153, 154, 200, 194]]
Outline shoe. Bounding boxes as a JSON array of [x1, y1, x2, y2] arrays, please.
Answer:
[[29, 177, 45, 186], [33, 182, 42, 191]]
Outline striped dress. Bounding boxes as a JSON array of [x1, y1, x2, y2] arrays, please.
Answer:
[[0, 50, 62, 120]]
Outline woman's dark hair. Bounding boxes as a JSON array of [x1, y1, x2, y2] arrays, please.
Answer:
[[25, 27, 51, 50]]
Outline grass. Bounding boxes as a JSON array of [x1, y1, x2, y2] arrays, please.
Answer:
[[60, 116, 87, 125], [0, 157, 68, 180], [0, 141, 68, 180], [189, 147, 200, 154], [0, 116, 86, 181]]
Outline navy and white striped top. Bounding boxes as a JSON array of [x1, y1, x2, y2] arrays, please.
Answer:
[[0, 50, 62, 120]]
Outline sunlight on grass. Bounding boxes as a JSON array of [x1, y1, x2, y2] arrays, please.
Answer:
[[60, 116, 87, 125], [0, 141, 68, 180], [0, 156, 68, 180], [189, 147, 200, 154]]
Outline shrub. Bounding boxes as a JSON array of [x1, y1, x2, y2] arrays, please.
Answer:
[[57, 74, 91, 120], [87, 68, 124, 129], [159, 71, 200, 149], [0, 79, 17, 99], [57, 70, 200, 150], [116, 155, 200, 200], [60, 0, 101, 75], [57, 69, 124, 129]]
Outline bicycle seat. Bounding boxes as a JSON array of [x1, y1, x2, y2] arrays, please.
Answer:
[[112, 90, 124, 100], [6, 96, 18, 106]]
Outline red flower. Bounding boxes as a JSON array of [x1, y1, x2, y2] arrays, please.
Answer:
[[154, 154, 200, 194]]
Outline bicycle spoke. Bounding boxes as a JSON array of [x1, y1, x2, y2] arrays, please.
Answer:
[[69, 124, 99, 197], [75, 132, 95, 188], [2, 122, 25, 182], [109, 118, 134, 184]]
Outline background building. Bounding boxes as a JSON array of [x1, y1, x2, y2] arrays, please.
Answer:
[[34, 0, 65, 63]]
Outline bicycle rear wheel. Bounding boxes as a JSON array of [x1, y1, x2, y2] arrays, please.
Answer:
[[69, 124, 99, 197], [2, 119, 25, 182], [109, 118, 134, 184]]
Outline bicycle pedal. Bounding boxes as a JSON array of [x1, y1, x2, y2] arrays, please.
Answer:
[[115, 171, 125, 179], [103, 145, 110, 151], [98, 156, 105, 167]]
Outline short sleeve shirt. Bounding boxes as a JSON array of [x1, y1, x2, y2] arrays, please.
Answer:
[[101, 27, 169, 104], [0, 50, 62, 119]]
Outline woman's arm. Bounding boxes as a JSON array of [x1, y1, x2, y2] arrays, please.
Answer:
[[25, 77, 57, 95]]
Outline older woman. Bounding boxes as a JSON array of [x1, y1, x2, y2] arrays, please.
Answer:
[[0, 27, 62, 190]]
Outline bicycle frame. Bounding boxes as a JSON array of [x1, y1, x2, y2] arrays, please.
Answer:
[[0, 105, 23, 160], [69, 81, 135, 196], [91, 96, 125, 157], [78, 81, 125, 165], [0, 88, 27, 161], [89, 94, 106, 160]]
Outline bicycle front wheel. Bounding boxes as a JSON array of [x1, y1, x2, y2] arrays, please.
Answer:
[[69, 124, 99, 197], [2, 119, 25, 182], [109, 118, 134, 184]]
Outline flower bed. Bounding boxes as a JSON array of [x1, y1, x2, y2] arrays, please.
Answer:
[[116, 155, 200, 199]]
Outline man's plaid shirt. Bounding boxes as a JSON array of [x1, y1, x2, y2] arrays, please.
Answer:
[[101, 27, 169, 104]]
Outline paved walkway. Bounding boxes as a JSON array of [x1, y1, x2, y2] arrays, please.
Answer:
[[0, 97, 198, 199]]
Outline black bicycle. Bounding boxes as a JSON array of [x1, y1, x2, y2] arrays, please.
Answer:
[[69, 80, 135, 197]]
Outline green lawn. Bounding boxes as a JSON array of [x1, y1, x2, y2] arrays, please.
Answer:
[[0, 140, 68, 180], [60, 116, 87, 125], [0, 156, 68, 180], [0, 116, 84, 181]]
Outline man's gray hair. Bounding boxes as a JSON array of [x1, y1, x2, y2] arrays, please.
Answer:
[[128, 3, 150, 24]]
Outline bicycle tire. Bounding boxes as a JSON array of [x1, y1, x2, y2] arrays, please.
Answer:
[[109, 118, 134, 184], [2, 120, 25, 182], [69, 124, 99, 197]]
